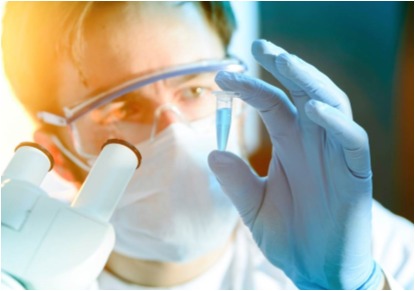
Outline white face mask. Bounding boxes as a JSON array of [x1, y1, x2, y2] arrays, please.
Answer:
[[54, 114, 241, 263], [110, 115, 240, 262]]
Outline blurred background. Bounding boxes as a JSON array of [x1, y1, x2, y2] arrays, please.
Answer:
[[249, 1, 414, 222], [0, 2, 413, 222]]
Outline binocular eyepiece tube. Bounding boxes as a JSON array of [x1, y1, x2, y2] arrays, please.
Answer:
[[70, 139, 141, 222], [3, 139, 141, 223], [3, 142, 54, 186]]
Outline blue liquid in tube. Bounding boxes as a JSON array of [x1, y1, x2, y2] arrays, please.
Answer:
[[216, 108, 232, 151]]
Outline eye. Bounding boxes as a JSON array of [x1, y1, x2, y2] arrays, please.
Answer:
[[91, 100, 141, 125], [181, 87, 208, 99]]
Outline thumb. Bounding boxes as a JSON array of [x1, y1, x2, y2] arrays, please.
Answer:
[[208, 150, 265, 226]]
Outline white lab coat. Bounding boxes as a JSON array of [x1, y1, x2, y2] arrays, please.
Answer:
[[2, 200, 413, 290], [94, 200, 414, 290]]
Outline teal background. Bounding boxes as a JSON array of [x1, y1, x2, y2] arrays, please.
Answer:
[[253, 2, 413, 221]]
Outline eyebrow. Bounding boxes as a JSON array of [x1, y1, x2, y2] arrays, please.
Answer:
[[166, 72, 216, 87]]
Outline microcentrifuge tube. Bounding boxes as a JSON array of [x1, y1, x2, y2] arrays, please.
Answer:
[[212, 91, 241, 151]]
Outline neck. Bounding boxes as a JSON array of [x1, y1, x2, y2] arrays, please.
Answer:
[[104, 235, 234, 287]]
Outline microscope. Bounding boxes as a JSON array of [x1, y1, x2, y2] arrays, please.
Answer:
[[1, 139, 141, 290]]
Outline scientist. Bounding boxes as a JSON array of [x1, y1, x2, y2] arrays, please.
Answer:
[[2, 1, 413, 290]]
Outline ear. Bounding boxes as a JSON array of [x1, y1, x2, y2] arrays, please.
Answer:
[[33, 130, 80, 186]]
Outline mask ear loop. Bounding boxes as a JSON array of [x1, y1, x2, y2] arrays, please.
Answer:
[[149, 103, 190, 142], [51, 135, 92, 172], [64, 107, 98, 162]]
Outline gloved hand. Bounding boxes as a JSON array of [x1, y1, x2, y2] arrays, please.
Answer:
[[208, 40, 384, 290]]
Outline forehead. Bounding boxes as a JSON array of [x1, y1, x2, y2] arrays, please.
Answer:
[[57, 2, 225, 107]]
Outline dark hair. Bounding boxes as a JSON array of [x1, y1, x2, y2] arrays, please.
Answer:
[[2, 1, 236, 124]]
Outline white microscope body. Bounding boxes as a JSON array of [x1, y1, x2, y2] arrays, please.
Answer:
[[1, 140, 141, 290]]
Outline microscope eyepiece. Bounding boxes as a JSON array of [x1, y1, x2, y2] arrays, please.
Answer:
[[101, 139, 141, 169], [15, 142, 54, 171], [3, 141, 54, 185], [71, 138, 141, 222]]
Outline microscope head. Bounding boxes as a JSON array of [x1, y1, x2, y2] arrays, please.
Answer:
[[2, 140, 141, 290]]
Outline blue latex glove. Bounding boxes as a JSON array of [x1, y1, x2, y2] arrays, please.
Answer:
[[208, 40, 384, 290]]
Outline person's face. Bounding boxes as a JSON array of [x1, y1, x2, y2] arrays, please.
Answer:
[[52, 2, 225, 180]]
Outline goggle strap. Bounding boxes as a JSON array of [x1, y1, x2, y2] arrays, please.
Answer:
[[51, 135, 91, 172]]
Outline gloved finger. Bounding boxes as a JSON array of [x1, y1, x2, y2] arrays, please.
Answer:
[[305, 100, 371, 178], [251, 39, 300, 91], [290, 90, 320, 133], [215, 71, 297, 139], [208, 150, 265, 227], [250, 39, 312, 127], [275, 53, 352, 117], [251, 40, 352, 118]]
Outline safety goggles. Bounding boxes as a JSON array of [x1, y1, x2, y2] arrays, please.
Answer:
[[38, 58, 247, 158]]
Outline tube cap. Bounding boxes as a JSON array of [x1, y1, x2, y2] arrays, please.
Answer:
[[14, 142, 54, 171], [101, 139, 142, 169]]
